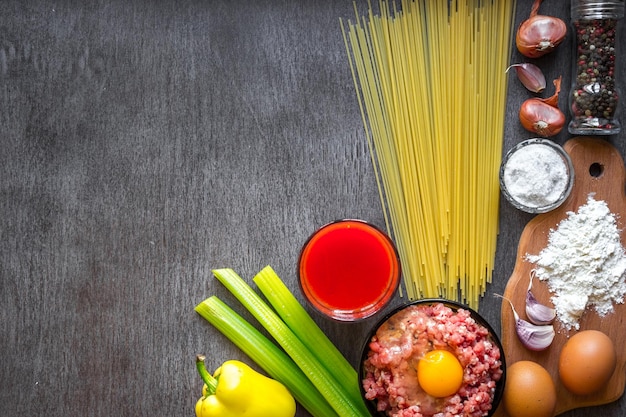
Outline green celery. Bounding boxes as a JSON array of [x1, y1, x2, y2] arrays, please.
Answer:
[[195, 296, 339, 417], [212, 268, 369, 417], [253, 266, 368, 414]]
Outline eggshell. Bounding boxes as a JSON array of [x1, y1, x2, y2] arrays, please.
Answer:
[[503, 360, 557, 417], [558, 330, 616, 395]]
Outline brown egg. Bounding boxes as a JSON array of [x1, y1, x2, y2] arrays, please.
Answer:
[[558, 329, 616, 395], [503, 360, 557, 417]]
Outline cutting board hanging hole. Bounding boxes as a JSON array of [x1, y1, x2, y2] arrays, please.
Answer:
[[589, 162, 604, 178], [498, 137, 626, 416]]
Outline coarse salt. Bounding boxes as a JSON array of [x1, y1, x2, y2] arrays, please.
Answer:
[[526, 195, 626, 330], [502, 142, 569, 209]]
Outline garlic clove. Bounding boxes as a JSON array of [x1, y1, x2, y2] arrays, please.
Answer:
[[526, 291, 556, 325], [526, 273, 556, 325], [515, 317, 556, 351], [496, 293, 555, 351], [508, 63, 546, 93]]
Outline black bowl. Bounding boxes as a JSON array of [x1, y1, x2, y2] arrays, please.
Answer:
[[358, 299, 506, 417]]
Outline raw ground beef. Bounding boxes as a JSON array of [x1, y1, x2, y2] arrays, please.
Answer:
[[362, 303, 503, 417]]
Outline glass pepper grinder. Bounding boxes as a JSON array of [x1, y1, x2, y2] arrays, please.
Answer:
[[569, 0, 625, 135]]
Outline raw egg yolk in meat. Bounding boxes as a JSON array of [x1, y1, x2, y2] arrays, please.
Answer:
[[417, 350, 464, 397]]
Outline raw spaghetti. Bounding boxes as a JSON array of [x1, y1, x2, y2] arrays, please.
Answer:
[[341, 0, 516, 308]]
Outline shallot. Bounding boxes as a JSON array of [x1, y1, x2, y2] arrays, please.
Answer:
[[519, 76, 565, 137], [516, 0, 567, 58]]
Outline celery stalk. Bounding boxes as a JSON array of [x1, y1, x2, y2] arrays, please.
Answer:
[[253, 266, 368, 414], [195, 296, 339, 417], [212, 268, 369, 417]]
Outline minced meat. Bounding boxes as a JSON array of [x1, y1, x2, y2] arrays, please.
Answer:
[[362, 303, 503, 417]]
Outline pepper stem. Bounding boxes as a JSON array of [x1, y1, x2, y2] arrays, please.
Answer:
[[196, 354, 219, 394]]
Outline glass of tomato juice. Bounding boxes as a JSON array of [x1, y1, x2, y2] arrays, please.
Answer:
[[298, 219, 401, 321]]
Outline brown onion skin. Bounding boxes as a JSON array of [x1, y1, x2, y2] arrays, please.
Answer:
[[519, 100, 565, 137], [516, 0, 567, 58], [519, 76, 565, 137]]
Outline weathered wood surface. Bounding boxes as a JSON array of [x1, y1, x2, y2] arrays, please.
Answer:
[[1, 1, 624, 416]]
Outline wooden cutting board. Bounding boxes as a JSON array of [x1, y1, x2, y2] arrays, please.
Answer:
[[493, 137, 626, 417]]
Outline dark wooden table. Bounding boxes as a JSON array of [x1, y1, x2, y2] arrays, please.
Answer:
[[2, 1, 625, 416]]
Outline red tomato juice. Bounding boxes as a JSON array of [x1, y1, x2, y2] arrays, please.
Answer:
[[298, 220, 400, 321]]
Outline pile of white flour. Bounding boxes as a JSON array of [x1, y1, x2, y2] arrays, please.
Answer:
[[525, 194, 626, 330]]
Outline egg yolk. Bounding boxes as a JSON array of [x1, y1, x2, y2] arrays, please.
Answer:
[[417, 350, 464, 398]]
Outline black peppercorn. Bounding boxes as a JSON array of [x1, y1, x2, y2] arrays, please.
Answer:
[[569, 1, 624, 135]]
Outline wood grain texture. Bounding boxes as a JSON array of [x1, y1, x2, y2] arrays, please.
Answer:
[[495, 137, 626, 417], [0, 1, 625, 416]]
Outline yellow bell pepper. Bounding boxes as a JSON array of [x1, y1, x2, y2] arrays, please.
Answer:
[[195, 355, 296, 417]]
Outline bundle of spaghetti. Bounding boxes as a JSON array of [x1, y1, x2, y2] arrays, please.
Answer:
[[341, 0, 516, 309]]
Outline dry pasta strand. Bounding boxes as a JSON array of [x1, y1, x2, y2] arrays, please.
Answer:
[[342, 0, 516, 309]]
